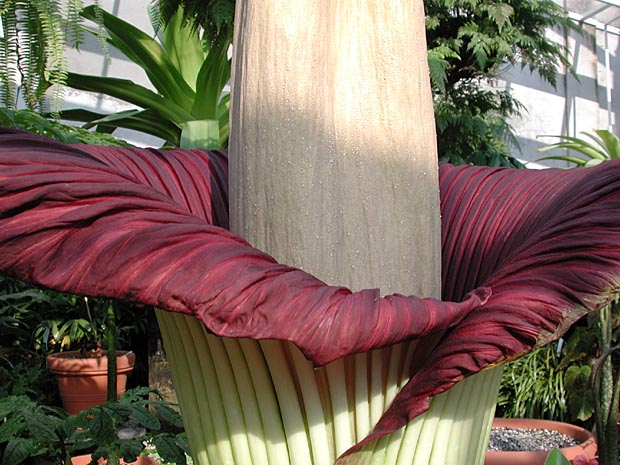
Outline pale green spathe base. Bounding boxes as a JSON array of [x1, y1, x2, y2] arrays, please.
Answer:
[[157, 310, 502, 465]]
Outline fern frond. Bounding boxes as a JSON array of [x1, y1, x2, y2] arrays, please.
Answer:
[[65, 0, 85, 49], [0, 0, 102, 111], [36, 0, 67, 112], [0, 0, 19, 108], [155, 0, 235, 45]]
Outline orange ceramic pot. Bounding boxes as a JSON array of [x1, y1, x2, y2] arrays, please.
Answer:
[[485, 418, 597, 465], [70, 454, 156, 465], [47, 350, 136, 415]]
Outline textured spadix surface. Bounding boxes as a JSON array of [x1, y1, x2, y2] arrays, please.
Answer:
[[1, 130, 620, 454]]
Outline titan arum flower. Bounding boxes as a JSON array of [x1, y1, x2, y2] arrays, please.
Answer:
[[1, 128, 620, 464]]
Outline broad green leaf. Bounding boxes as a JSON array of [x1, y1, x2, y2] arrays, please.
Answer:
[[191, 39, 231, 119], [81, 5, 195, 111], [3, 438, 37, 465], [543, 448, 571, 465], [152, 435, 187, 465], [161, 7, 205, 89], [539, 135, 607, 160], [119, 439, 144, 462], [88, 409, 117, 444], [537, 155, 592, 166], [153, 404, 184, 428], [59, 108, 180, 146], [594, 129, 620, 159], [66, 72, 193, 125], [130, 405, 161, 430]]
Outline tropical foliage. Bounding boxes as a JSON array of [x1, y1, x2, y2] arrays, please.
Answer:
[[0, 131, 620, 464], [425, 0, 576, 167], [497, 343, 568, 421], [0, 107, 128, 145], [539, 129, 620, 166], [0, 387, 188, 465], [59, 5, 231, 149]]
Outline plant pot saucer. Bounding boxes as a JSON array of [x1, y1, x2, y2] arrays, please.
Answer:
[[485, 418, 597, 465]]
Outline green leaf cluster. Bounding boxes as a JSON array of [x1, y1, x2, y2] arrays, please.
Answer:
[[69, 387, 188, 465], [0, 108, 129, 146], [539, 129, 620, 166], [0, 388, 189, 465], [0, 396, 70, 465], [60, 5, 231, 149], [497, 343, 568, 421]]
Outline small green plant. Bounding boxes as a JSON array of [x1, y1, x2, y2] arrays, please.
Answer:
[[60, 5, 231, 149], [0, 108, 129, 146], [497, 343, 568, 421], [538, 129, 620, 167], [0, 395, 71, 465], [69, 387, 189, 465], [0, 388, 190, 465]]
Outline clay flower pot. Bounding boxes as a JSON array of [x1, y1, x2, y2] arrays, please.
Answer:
[[70, 454, 156, 465], [47, 350, 136, 415], [485, 418, 597, 465]]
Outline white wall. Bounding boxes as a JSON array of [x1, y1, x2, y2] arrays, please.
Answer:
[[502, 22, 620, 167]]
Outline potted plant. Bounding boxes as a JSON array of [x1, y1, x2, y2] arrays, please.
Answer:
[[44, 298, 137, 415], [490, 335, 599, 464], [485, 418, 597, 465]]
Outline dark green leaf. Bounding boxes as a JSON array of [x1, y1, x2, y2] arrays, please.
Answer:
[[66, 73, 192, 125], [152, 435, 186, 465], [81, 5, 195, 111], [153, 404, 184, 428], [119, 439, 144, 463], [129, 406, 161, 430], [3, 438, 37, 465]]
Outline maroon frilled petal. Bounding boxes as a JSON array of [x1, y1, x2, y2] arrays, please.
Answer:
[[0, 131, 487, 368]]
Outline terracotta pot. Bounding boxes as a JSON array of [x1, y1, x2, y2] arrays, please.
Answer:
[[47, 350, 136, 415], [485, 418, 597, 465], [70, 454, 156, 465]]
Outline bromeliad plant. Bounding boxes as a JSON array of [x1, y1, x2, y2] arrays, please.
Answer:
[[60, 5, 231, 149], [2, 129, 620, 465]]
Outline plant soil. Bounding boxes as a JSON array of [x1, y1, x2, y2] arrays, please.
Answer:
[[488, 427, 581, 451]]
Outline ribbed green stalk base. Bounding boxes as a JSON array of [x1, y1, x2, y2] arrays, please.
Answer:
[[157, 311, 502, 465]]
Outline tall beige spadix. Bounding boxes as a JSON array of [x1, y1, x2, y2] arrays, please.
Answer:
[[229, 0, 440, 296]]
